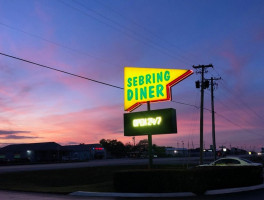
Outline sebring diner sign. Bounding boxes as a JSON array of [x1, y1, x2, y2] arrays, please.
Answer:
[[124, 67, 193, 112]]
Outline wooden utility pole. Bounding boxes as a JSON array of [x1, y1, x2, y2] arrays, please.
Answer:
[[208, 77, 221, 160], [193, 64, 213, 164]]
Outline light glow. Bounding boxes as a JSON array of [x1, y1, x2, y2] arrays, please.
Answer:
[[133, 117, 162, 127], [94, 147, 104, 151]]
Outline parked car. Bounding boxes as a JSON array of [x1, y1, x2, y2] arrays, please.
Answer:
[[199, 157, 263, 167]]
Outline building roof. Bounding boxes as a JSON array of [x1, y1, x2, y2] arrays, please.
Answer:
[[0, 142, 61, 153]]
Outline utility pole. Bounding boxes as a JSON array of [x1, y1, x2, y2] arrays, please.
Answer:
[[207, 77, 221, 161], [193, 64, 213, 164], [132, 136, 136, 146]]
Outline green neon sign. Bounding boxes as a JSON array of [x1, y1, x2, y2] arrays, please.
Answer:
[[124, 108, 177, 136], [133, 116, 162, 127]]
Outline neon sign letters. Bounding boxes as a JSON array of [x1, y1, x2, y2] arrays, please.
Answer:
[[133, 117, 162, 127]]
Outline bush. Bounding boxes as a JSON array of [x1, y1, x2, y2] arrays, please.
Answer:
[[114, 169, 190, 193], [114, 166, 263, 194], [193, 165, 263, 190]]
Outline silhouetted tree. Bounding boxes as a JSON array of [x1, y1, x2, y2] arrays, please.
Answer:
[[137, 139, 148, 151], [99, 139, 126, 158], [153, 144, 166, 157]]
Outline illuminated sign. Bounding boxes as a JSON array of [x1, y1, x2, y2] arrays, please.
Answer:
[[124, 108, 177, 136], [124, 67, 193, 112], [133, 117, 162, 127], [94, 147, 104, 151]]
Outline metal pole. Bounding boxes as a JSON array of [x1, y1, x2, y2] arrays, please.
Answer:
[[211, 77, 217, 160], [147, 101, 153, 169]]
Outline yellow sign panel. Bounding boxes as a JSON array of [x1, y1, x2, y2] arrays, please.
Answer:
[[124, 67, 193, 112]]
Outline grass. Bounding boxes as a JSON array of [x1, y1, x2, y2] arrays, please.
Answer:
[[0, 164, 185, 194]]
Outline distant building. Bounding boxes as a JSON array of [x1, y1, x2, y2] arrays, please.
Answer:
[[0, 142, 61, 163], [230, 147, 248, 155], [165, 147, 188, 157], [61, 144, 105, 161], [0, 142, 105, 163]]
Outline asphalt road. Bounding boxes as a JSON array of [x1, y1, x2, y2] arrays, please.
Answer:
[[0, 157, 202, 173], [1, 189, 264, 200], [0, 190, 98, 200], [1, 158, 263, 200]]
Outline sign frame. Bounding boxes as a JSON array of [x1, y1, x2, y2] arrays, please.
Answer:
[[124, 108, 177, 136], [124, 67, 193, 112]]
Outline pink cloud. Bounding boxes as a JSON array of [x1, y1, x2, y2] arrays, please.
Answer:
[[253, 27, 264, 42], [34, 1, 52, 24], [37, 104, 123, 143], [220, 42, 250, 72]]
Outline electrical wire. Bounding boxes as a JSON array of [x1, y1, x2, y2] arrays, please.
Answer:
[[0, 22, 118, 67], [171, 100, 199, 109], [219, 80, 264, 120], [60, 0, 193, 66], [215, 112, 264, 138], [210, 67, 263, 120], [0, 51, 212, 112], [95, 0, 200, 65], [1, 51, 262, 140], [0, 1, 198, 68], [172, 95, 264, 138], [0, 52, 123, 90]]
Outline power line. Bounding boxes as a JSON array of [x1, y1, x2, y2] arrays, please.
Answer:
[[219, 80, 264, 120], [204, 90, 264, 138], [0, 1, 196, 68], [172, 97, 264, 139], [205, 90, 260, 133], [171, 100, 199, 109], [1, 51, 262, 140], [0, 52, 123, 90], [0, 22, 118, 66], [0, 52, 217, 112], [210, 67, 263, 121], [92, 0, 198, 65], [215, 112, 264, 138], [60, 0, 192, 65]]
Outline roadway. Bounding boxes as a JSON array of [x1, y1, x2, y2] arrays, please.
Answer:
[[0, 157, 203, 173], [1, 188, 264, 200], [1, 157, 263, 200]]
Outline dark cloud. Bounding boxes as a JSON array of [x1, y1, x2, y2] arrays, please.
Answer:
[[2, 135, 39, 139], [0, 62, 14, 75], [0, 130, 31, 135], [66, 142, 80, 145], [0, 130, 38, 140]]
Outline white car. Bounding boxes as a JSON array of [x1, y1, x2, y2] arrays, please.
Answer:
[[199, 157, 263, 167]]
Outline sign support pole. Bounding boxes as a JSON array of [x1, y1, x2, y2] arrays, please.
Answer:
[[147, 101, 153, 169]]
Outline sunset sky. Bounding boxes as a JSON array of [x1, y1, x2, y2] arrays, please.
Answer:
[[0, 0, 263, 151]]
